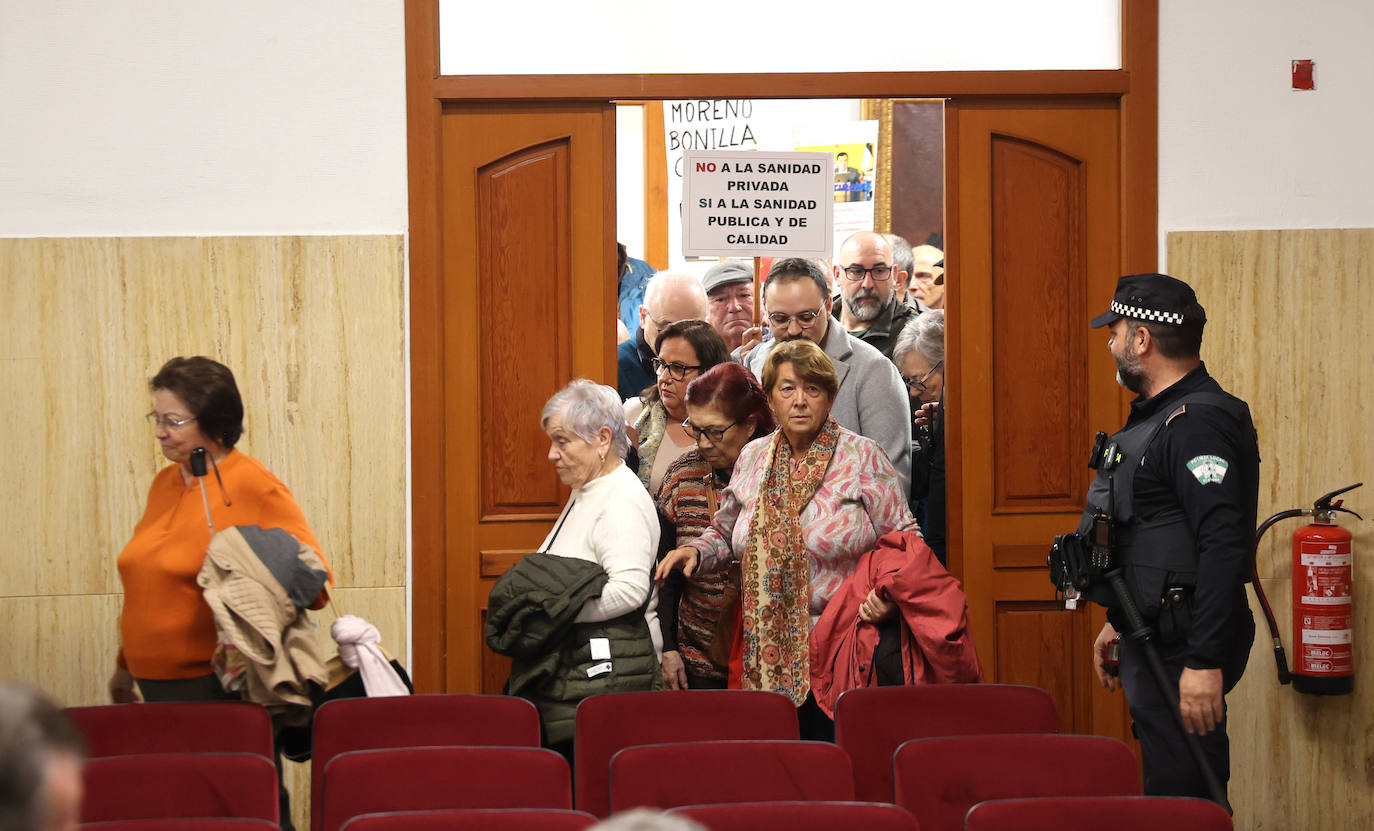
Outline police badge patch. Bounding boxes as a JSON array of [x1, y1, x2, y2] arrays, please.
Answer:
[[1187, 454, 1229, 485]]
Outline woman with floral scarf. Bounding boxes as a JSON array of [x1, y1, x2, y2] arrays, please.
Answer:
[[656, 339, 918, 739]]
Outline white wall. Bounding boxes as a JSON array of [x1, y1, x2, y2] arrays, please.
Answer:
[[440, 0, 1120, 75], [1159, 0, 1374, 264], [0, 1, 408, 237]]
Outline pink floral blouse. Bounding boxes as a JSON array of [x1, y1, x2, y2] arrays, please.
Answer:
[[690, 427, 919, 623]]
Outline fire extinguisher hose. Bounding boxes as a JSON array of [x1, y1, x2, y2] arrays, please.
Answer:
[[1251, 508, 1306, 685]]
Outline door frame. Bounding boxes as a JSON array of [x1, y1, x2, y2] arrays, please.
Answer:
[[406, 0, 1158, 692]]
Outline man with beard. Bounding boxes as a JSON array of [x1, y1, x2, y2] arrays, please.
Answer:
[[832, 231, 916, 361], [743, 257, 910, 491], [1081, 273, 1259, 807]]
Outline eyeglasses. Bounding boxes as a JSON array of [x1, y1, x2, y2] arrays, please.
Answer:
[[766, 308, 824, 329], [146, 412, 197, 431], [901, 360, 944, 394], [840, 265, 892, 282], [682, 418, 739, 443], [652, 357, 702, 381]]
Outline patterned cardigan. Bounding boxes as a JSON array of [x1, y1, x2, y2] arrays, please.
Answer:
[[690, 427, 919, 624], [655, 449, 733, 686]]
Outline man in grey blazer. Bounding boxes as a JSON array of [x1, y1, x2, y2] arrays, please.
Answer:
[[741, 257, 912, 491]]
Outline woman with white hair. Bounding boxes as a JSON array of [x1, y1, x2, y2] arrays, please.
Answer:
[[893, 311, 946, 563], [539, 379, 661, 640], [487, 379, 662, 755]]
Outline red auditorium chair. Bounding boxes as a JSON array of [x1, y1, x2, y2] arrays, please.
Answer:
[[65, 702, 273, 760], [80, 752, 277, 824], [310, 694, 541, 831], [608, 740, 854, 813], [338, 808, 598, 831], [319, 746, 572, 831], [669, 801, 920, 830], [80, 821, 279, 830], [963, 795, 1233, 830], [575, 690, 799, 817], [893, 734, 1140, 831], [833, 684, 1059, 802]]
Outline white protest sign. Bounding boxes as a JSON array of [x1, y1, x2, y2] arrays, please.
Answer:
[[681, 150, 833, 259]]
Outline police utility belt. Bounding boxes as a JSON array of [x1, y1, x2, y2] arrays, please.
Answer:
[[1049, 392, 1239, 643]]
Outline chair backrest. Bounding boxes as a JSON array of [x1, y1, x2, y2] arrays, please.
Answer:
[[338, 808, 598, 831], [65, 702, 273, 760], [575, 690, 799, 817], [311, 694, 541, 831], [80, 753, 278, 823], [609, 741, 854, 813], [320, 746, 572, 831], [964, 795, 1232, 830], [669, 801, 920, 831], [80, 821, 280, 831], [893, 735, 1140, 831], [833, 684, 1059, 803]]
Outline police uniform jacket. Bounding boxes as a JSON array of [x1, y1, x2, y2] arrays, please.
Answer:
[[1099, 363, 1260, 672]]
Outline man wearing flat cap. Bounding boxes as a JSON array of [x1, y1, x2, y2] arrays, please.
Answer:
[[1079, 273, 1260, 806], [701, 260, 756, 353]]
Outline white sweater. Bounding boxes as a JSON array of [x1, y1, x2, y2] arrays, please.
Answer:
[[537, 462, 662, 658]]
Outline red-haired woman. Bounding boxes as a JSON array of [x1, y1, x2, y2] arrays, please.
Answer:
[[654, 362, 775, 689]]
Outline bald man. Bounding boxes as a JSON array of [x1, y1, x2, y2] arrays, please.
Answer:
[[617, 271, 708, 399], [909, 244, 945, 311], [832, 231, 917, 361]]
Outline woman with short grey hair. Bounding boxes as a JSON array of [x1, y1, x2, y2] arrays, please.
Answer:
[[892, 310, 944, 405], [542, 378, 632, 462], [537, 380, 659, 642], [893, 311, 947, 564], [488, 379, 662, 756]]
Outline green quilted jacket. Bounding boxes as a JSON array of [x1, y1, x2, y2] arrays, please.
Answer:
[[486, 552, 660, 745]]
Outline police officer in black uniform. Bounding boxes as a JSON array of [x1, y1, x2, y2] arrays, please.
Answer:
[[1083, 273, 1259, 805]]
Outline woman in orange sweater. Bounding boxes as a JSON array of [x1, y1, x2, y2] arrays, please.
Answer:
[[109, 356, 330, 705]]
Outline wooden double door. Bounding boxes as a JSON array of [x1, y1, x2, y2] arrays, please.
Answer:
[[422, 96, 1131, 743]]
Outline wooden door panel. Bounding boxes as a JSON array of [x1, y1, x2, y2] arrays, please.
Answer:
[[990, 135, 1088, 513], [439, 102, 615, 693], [476, 140, 573, 519], [948, 98, 1129, 741]]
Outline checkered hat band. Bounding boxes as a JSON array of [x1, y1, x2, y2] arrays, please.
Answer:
[[1111, 300, 1184, 325]]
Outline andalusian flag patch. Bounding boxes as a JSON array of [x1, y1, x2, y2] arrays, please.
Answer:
[[1187, 455, 1229, 485]]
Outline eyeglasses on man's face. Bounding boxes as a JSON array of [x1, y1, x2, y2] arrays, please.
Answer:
[[840, 264, 892, 282], [901, 360, 944, 394], [652, 357, 702, 381], [146, 412, 197, 431], [766, 308, 824, 329], [682, 418, 739, 443]]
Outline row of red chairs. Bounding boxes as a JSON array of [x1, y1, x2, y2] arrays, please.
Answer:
[[76, 795, 1232, 831], [67, 686, 1057, 824], [75, 733, 1178, 831], [66, 685, 1227, 830]]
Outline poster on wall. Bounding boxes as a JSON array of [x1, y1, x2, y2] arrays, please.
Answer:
[[681, 150, 833, 258], [663, 100, 760, 268], [793, 120, 880, 258], [659, 99, 865, 271]]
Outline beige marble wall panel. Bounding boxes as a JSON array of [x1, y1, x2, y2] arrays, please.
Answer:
[[1169, 230, 1373, 830], [0, 235, 406, 599], [0, 593, 124, 706]]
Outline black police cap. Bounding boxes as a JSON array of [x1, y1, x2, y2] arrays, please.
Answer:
[[1089, 272, 1207, 329]]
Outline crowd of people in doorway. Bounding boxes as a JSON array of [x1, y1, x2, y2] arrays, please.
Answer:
[[498, 230, 977, 751]]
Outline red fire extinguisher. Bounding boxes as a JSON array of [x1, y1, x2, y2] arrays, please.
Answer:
[[1252, 483, 1362, 695]]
